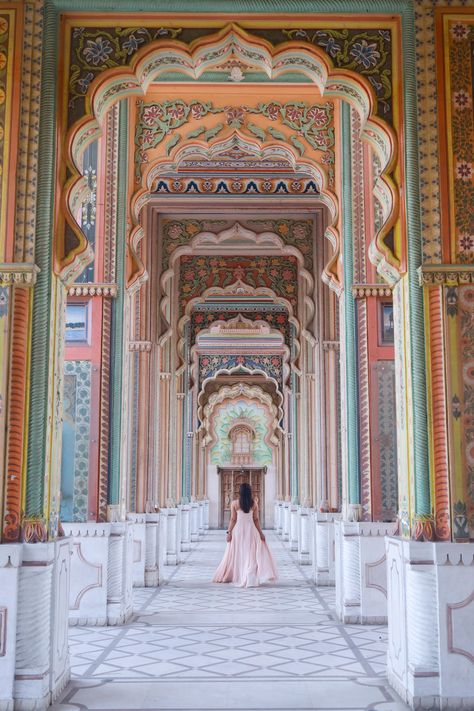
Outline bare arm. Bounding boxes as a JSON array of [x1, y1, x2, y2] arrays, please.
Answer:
[[253, 503, 265, 541], [226, 502, 237, 542]]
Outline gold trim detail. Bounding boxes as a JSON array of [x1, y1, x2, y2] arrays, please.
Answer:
[[0, 264, 40, 286], [352, 284, 392, 298], [418, 265, 474, 286]]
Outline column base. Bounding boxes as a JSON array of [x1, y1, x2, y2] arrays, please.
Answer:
[[386, 537, 474, 710], [144, 514, 160, 588], [63, 522, 133, 626], [127, 514, 147, 587], [313, 512, 340, 586], [9, 540, 71, 711], [297, 507, 312, 565], [335, 520, 397, 624]]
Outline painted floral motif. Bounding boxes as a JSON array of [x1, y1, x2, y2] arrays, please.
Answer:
[[277, 28, 392, 119], [68, 26, 184, 120], [135, 99, 334, 184], [162, 218, 314, 272], [0, 15, 10, 246], [211, 400, 273, 466], [67, 24, 393, 125], [199, 354, 283, 390], [179, 255, 298, 316], [447, 20, 474, 262]]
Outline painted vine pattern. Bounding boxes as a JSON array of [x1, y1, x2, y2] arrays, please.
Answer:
[[278, 28, 392, 120], [67, 25, 393, 124], [199, 354, 283, 390], [179, 255, 298, 316], [135, 99, 335, 184], [162, 218, 314, 271], [447, 20, 474, 262]]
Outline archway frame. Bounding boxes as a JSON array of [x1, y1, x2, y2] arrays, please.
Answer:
[[20, 1, 430, 541], [60, 22, 401, 292]]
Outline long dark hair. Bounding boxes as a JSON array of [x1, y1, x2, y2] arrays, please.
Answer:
[[239, 482, 254, 513]]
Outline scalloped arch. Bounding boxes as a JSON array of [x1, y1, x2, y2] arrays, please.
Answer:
[[62, 22, 400, 290]]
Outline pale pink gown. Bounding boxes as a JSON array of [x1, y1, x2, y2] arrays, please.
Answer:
[[213, 505, 278, 587]]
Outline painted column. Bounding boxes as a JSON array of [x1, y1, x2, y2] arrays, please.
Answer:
[[190, 501, 199, 542], [341, 103, 361, 517], [108, 100, 128, 514]]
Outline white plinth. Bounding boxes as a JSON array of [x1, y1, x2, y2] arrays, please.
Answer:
[[165, 508, 178, 566], [289, 505, 299, 551], [63, 522, 133, 626], [297, 507, 312, 565], [203, 500, 210, 530], [335, 520, 397, 623], [158, 511, 168, 581], [312, 512, 340, 586], [282, 503, 290, 542], [198, 502, 205, 536], [276, 501, 284, 537], [0, 545, 21, 711], [12, 539, 71, 711], [386, 537, 474, 710], [144, 513, 160, 587], [179, 505, 191, 552], [127, 514, 146, 587], [190, 503, 199, 542]]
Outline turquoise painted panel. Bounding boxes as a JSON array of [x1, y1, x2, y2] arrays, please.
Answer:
[[211, 399, 273, 466]]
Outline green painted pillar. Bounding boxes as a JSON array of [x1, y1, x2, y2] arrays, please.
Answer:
[[108, 100, 128, 506], [341, 102, 360, 507], [401, 6, 431, 518], [25, 2, 59, 520]]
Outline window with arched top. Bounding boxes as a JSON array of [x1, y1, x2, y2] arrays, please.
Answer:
[[229, 424, 255, 465]]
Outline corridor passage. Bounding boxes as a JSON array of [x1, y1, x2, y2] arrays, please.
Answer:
[[53, 532, 408, 711]]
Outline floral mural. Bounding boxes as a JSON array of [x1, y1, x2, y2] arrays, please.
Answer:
[[199, 354, 283, 390], [179, 255, 298, 316], [135, 99, 334, 184], [67, 24, 393, 125], [210, 399, 273, 466], [445, 19, 474, 262], [161, 218, 314, 271]]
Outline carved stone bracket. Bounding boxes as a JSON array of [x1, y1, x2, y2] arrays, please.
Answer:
[[128, 341, 152, 352], [352, 284, 392, 298], [323, 340, 340, 351], [418, 264, 474, 286], [68, 283, 118, 297], [0, 263, 40, 286]]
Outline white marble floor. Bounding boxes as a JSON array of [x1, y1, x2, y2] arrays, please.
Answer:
[[52, 531, 409, 711]]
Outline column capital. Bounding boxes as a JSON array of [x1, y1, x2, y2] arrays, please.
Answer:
[[0, 263, 40, 286]]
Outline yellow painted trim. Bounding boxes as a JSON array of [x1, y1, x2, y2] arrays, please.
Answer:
[[446, 296, 464, 502]]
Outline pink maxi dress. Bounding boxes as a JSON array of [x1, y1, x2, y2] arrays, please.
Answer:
[[212, 504, 278, 588]]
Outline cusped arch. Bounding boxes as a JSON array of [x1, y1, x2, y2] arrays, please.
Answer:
[[199, 382, 282, 449], [62, 23, 400, 290]]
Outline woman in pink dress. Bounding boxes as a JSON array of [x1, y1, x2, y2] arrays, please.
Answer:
[[213, 483, 278, 587]]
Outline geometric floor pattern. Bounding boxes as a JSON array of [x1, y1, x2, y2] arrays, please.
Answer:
[[52, 530, 409, 710]]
